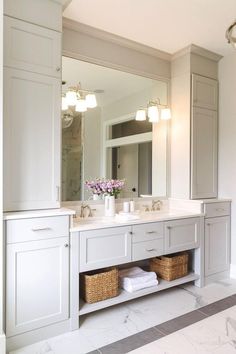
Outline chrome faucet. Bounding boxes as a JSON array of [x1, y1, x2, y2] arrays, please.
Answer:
[[151, 200, 162, 211], [80, 203, 93, 218]]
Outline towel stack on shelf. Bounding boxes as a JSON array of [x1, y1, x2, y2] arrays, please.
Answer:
[[119, 266, 158, 293]]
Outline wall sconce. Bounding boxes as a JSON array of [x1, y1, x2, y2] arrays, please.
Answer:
[[62, 83, 97, 112], [135, 98, 171, 123], [226, 20, 236, 49]]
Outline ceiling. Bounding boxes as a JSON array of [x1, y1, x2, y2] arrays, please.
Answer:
[[63, 0, 236, 56]]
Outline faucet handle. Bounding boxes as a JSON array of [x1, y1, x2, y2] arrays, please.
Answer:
[[142, 205, 150, 212]]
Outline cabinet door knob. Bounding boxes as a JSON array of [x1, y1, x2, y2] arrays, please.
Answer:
[[64, 243, 69, 248], [129, 231, 133, 235], [56, 67, 61, 72], [167, 226, 171, 230]]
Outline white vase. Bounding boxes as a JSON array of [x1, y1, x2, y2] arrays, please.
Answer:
[[93, 194, 101, 201], [104, 195, 115, 217]]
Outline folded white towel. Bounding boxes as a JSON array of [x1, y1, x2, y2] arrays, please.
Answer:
[[121, 279, 158, 293], [119, 266, 158, 293]]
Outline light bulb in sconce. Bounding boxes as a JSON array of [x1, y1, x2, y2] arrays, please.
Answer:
[[65, 90, 77, 106], [135, 109, 146, 121], [85, 93, 97, 108], [75, 98, 87, 112], [161, 108, 171, 120], [148, 105, 159, 123], [61, 96, 68, 111]]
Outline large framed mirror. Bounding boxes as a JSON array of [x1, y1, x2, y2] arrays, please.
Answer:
[[61, 56, 170, 202]]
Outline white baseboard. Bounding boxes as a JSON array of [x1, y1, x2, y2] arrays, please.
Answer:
[[0, 334, 6, 354], [230, 264, 236, 279]]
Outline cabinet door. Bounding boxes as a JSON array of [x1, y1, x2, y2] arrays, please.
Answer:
[[192, 74, 218, 111], [80, 226, 132, 271], [4, 17, 61, 77], [205, 216, 230, 276], [165, 218, 200, 253], [4, 68, 61, 211], [191, 107, 217, 199], [6, 237, 69, 336]]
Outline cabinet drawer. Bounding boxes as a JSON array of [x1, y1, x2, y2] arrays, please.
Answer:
[[204, 202, 230, 218], [132, 222, 164, 243], [132, 239, 164, 261], [4, 17, 61, 77], [80, 226, 132, 272], [6, 216, 69, 243], [165, 218, 200, 253]]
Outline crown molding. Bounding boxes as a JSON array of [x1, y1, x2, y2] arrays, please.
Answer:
[[63, 18, 171, 62], [172, 44, 222, 62]]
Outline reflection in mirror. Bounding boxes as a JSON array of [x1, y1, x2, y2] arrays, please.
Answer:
[[61, 56, 169, 201]]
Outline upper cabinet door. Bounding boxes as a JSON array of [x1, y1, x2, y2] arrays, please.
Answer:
[[4, 16, 61, 77], [4, 68, 61, 211], [192, 74, 218, 111], [191, 107, 217, 199]]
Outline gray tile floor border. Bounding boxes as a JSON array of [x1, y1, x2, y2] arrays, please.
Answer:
[[87, 294, 236, 354]]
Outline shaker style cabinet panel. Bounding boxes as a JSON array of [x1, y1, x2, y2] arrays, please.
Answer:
[[6, 237, 69, 336], [4, 16, 61, 77], [3, 68, 61, 211], [192, 74, 218, 111], [191, 107, 217, 199], [205, 216, 230, 276], [80, 226, 132, 271], [164, 218, 200, 253]]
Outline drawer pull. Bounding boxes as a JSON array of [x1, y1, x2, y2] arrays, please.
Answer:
[[216, 208, 226, 212], [32, 227, 51, 232], [64, 243, 69, 248], [146, 248, 156, 252], [146, 231, 156, 234]]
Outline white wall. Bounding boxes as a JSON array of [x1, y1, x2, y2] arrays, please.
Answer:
[[0, 0, 4, 351], [218, 52, 236, 275]]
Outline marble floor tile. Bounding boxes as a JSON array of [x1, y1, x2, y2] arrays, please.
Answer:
[[130, 304, 236, 354], [10, 278, 236, 354]]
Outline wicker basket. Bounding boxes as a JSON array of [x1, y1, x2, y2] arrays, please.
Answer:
[[80, 267, 119, 304], [150, 252, 189, 281]]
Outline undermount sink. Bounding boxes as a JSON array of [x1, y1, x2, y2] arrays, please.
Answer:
[[73, 216, 114, 225]]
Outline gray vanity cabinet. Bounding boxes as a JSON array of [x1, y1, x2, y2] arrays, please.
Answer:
[[79, 226, 132, 271], [204, 202, 231, 280]]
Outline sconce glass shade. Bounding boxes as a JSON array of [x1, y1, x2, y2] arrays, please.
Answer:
[[161, 108, 171, 120], [62, 96, 68, 111], [85, 93, 97, 108], [75, 98, 87, 112], [135, 109, 146, 121], [66, 90, 77, 106], [148, 105, 159, 123]]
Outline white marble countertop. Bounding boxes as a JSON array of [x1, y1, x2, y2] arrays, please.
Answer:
[[70, 209, 205, 232], [3, 208, 75, 220]]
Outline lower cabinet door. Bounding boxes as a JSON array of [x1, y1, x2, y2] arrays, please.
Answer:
[[6, 237, 69, 337], [164, 217, 200, 253], [80, 226, 132, 271], [205, 216, 230, 276]]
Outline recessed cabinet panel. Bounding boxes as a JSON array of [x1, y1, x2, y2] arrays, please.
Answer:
[[132, 222, 164, 243], [205, 216, 230, 276], [4, 17, 61, 77], [191, 107, 217, 199], [165, 218, 200, 253], [6, 216, 69, 244], [4, 68, 61, 211], [80, 226, 132, 271], [132, 238, 164, 261], [192, 74, 218, 111], [6, 237, 69, 336]]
